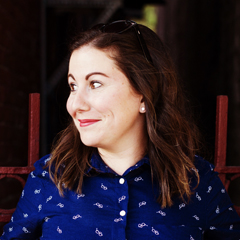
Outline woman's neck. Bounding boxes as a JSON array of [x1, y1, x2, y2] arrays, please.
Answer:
[[97, 137, 147, 176]]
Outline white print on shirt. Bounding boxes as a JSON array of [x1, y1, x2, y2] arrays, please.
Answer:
[[11, 216, 13, 222], [22, 227, 31, 233], [21, 190, 24, 198], [191, 167, 199, 173], [221, 189, 226, 193], [134, 176, 143, 182], [46, 196, 52, 203], [138, 223, 148, 228], [94, 202, 103, 208], [151, 227, 159, 235], [230, 225, 233, 230], [31, 172, 36, 178], [44, 217, 50, 222], [38, 204, 42, 212], [23, 213, 28, 218], [9, 227, 13, 232], [139, 201, 146, 207], [190, 235, 195, 240], [57, 203, 64, 208], [95, 228, 103, 237], [44, 156, 51, 164], [210, 165, 214, 171], [196, 192, 201, 201], [229, 207, 233, 211], [57, 226, 62, 234], [193, 215, 200, 220], [34, 189, 41, 194], [207, 186, 212, 193], [216, 206, 220, 214], [42, 171, 48, 177], [114, 218, 123, 222], [210, 226, 216, 230], [118, 195, 126, 203], [77, 194, 85, 199], [101, 183, 108, 190], [179, 203, 186, 209], [73, 214, 82, 220], [156, 210, 166, 216]]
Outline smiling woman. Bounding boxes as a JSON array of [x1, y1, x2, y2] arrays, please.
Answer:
[[1, 20, 240, 240]]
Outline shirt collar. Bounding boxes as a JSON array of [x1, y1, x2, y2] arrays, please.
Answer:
[[86, 152, 150, 176]]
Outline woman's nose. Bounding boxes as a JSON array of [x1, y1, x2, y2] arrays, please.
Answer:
[[67, 90, 90, 114]]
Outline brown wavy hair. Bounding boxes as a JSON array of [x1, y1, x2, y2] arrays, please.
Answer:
[[48, 22, 200, 208]]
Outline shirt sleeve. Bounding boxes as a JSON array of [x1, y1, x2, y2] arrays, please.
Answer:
[[202, 163, 240, 239], [1, 155, 50, 240]]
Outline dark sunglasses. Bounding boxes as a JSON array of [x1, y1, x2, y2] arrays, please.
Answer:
[[92, 20, 153, 65]]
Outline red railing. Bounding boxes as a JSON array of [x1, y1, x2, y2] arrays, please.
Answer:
[[214, 95, 240, 215], [0, 93, 40, 223]]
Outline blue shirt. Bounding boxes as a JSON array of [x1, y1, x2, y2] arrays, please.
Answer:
[[1, 154, 240, 239]]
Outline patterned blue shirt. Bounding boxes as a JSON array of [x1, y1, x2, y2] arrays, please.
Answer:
[[1, 154, 240, 239]]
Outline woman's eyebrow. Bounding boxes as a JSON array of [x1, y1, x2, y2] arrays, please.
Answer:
[[68, 73, 75, 80], [86, 72, 109, 80]]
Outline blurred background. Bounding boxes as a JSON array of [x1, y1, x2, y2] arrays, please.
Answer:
[[0, 0, 240, 233]]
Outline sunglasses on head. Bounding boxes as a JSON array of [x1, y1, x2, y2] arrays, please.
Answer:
[[92, 20, 153, 65]]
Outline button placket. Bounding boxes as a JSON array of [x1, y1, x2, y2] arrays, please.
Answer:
[[116, 177, 129, 219], [112, 177, 128, 239], [118, 177, 128, 218]]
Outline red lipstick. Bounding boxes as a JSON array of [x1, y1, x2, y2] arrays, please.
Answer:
[[78, 119, 100, 127]]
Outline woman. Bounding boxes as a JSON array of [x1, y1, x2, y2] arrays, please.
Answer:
[[1, 20, 240, 239]]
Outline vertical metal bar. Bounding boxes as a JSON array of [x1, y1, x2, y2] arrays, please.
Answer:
[[28, 93, 40, 166], [214, 95, 228, 184]]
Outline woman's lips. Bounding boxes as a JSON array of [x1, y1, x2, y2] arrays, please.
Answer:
[[78, 119, 100, 127]]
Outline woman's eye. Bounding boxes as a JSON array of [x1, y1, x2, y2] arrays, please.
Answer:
[[90, 81, 102, 89], [69, 83, 77, 91]]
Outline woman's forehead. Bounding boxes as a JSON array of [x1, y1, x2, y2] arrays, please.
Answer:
[[70, 46, 115, 64], [69, 46, 123, 76]]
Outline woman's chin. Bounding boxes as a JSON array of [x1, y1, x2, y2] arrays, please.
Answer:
[[80, 137, 99, 148]]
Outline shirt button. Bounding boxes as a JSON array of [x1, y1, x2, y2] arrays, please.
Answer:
[[119, 178, 125, 184], [120, 210, 126, 216]]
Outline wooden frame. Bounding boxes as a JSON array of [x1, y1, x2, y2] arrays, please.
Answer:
[[0, 93, 40, 222], [214, 95, 240, 215]]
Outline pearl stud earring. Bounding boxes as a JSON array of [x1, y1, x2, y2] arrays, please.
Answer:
[[141, 107, 145, 112]]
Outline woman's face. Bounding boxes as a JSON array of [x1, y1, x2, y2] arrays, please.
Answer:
[[67, 45, 146, 152]]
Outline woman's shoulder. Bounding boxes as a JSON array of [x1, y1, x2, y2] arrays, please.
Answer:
[[31, 154, 52, 179], [194, 155, 215, 175], [193, 155, 224, 192]]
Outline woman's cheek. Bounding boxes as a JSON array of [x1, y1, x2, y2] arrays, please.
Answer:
[[66, 98, 73, 116]]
